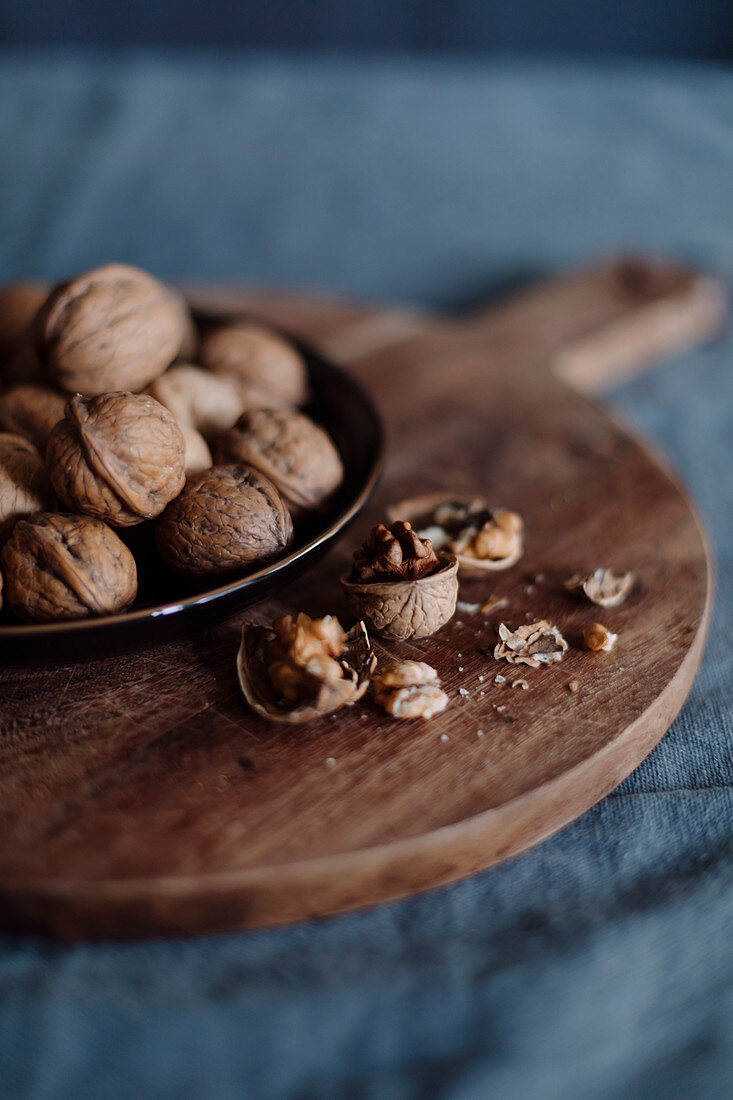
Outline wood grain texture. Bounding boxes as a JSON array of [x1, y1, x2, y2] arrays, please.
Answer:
[[0, 256, 721, 939]]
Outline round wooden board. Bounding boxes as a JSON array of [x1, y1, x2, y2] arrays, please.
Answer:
[[0, 258, 718, 939]]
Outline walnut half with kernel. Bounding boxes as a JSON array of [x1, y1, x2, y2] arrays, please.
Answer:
[[237, 613, 376, 723], [341, 521, 458, 641], [387, 493, 524, 573]]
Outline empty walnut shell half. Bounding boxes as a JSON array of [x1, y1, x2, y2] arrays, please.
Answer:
[[199, 322, 308, 408], [387, 492, 524, 573], [47, 392, 186, 527], [341, 527, 458, 641], [38, 263, 189, 395], [0, 512, 137, 622], [155, 463, 293, 580], [0, 432, 53, 544], [237, 616, 375, 724], [0, 383, 67, 452], [213, 407, 344, 514]]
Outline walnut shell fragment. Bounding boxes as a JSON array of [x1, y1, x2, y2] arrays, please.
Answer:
[[155, 463, 293, 580], [373, 660, 449, 719], [342, 522, 458, 641], [565, 568, 634, 608], [494, 621, 568, 668], [38, 264, 189, 395], [0, 432, 53, 544], [200, 322, 308, 408], [388, 493, 524, 573], [214, 407, 343, 513], [1, 512, 137, 621], [237, 614, 376, 724], [583, 622, 618, 652], [0, 383, 67, 452], [47, 392, 186, 527]]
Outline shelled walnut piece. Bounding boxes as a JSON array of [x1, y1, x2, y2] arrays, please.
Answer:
[[373, 661, 449, 720], [565, 568, 634, 607], [0, 512, 137, 621], [0, 432, 52, 544], [237, 613, 376, 723], [341, 521, 458, 641], [37, 263, 190, 395], [47, 392, 186, 527], [583, 622, 618, 652], [494, 621, 568, 668], [0, 383, 67, 452]]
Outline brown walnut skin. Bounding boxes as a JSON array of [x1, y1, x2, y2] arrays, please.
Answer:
[[1, 512, 137, 622], [199, 323, 308, 408], [0, 384, 67, 452], [0, 282, 48, 386], [0, 432, 53, 544], [47, 392, 186, 527], [37, 264, 189, 395], [155, 463, 293, 580], [214, 407, 344, 513]]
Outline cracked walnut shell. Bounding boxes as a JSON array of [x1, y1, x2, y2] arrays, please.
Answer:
[[155, 463, 293, 580], [0, 432, 53, 544], [237, 614, 375, 723], [0, 512, 137, 621], [199, 322, 308, 408], [373, 660, 449, 719], [38, 263, 189, 395], [494, 621, 568, 668], [47, 392, 186, 527], [565, 568, 634, 607], [213, 407, 343, 513], [342, 522, 458, 641]]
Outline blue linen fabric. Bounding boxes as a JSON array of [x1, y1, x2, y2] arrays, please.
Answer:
[[0, 53, 732, 1100]]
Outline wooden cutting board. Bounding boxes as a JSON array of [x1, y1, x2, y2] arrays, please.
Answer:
[[0, 256, 724, 940]]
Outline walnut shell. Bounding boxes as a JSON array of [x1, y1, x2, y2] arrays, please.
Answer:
[[237, 619, 375, 724], [0, 282, 48, 385], [199, 322, 308, 407], [341, 553, 459, 641], [0, 432, 53, 544], [147, 363, 246, 438], [180, 425, 213, 475], [155, 463, 293, 580], [0, 384, 67, 452], [213, 407, 343, 513], [47, 392, 186, 527], [38, 264, 188, 395], [1, 512, 137, 622]]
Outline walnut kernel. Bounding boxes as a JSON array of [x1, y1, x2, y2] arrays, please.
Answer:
[[583, 622, 618, 652], [373, 660, 449, 719]]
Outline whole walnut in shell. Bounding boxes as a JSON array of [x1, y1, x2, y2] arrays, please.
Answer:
[[47, 392, 186, 527], [0, 432, 53, 544], [148, 363, 246, 439], [214, 407, 343, 514], [199, 322, 308, 408], [0, 383, 66, 452], [38, 264, 189, 395], [1, 512, 137, 622], [0, 281, 48, 385], [341, 521, 458, 641], [155, 463, 293, 580]]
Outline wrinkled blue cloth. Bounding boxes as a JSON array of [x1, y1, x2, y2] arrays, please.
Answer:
[[0, 53, 732, 1100]]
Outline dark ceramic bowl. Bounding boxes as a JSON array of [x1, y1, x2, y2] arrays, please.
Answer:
[[0, 335, 383, 663]]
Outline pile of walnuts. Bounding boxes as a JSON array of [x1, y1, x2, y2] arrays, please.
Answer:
[[0, 263, 343, 623]]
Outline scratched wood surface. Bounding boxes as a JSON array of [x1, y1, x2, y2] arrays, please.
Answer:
[[0, 256, 722, 939]]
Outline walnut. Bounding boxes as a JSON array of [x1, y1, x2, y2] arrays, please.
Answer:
[[180, 425, 213, 475], [0, 432, 53, 544], [341, 521, 458, 641], [155, 463, 293, 579], [237, 614, 375, 723], [37, 264, 189, 395], [199, 322, 308, 408], [148, 363, 246, 438], [494, 621, 568, 668], [0, 282, 48, 385], [47, 392, 186, 527], [388, 493, 524, 572], [565, 568, 634, 607], [0, 512, 137, 621], [167, 287, 199, 362], [583, 622, 618, 652], [0, 384, 66, 452], [213, 407, 343, 513], [373, 660, 449, 719]]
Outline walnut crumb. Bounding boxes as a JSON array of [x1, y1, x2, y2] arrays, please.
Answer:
[[480, 594, 508, 614], [568, 680, 580, 693], [494, 621, 568, 668], [374, 660, 448, 719], [512, 678, 529, 690], [583, 622, 618, 652]]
